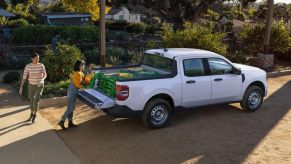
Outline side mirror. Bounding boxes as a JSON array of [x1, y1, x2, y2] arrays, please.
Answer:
[[232, 67, 241, 75]]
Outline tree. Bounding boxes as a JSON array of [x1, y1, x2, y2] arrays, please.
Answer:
[[62, 0, 110, 21], [0, 0, 8, 9], [110, 0, 257, 29]]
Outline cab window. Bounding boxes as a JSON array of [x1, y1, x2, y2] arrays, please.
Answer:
[[208, 58, 233, 75], [183, 59, 206, 77]]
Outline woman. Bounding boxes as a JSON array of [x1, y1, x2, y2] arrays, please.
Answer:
[[58, 60, 85, 130], [19, 53, 47, 123]]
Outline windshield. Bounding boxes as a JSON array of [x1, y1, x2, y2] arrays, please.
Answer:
[[142, 53, 175, 73]]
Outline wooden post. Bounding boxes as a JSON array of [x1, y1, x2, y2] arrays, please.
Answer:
[[100, 0, 106, 67]]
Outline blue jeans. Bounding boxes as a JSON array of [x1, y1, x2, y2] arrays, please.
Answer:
[[61, 83, 77, 121]]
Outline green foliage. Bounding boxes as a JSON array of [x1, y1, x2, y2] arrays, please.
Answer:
[[11, 25, 99, 45], [106, 20, 129, 30], [14, 79, 70, 99], [4, 56, 31, 69], [205, 9, 220, 21], [162, 22, 227, 55], [7, 3, 38, 24], [3, 71, 21, 84], [145, 24, 162, 35], [7, 19, 29, 27], [126, 22, 146, 34], [42, 79, 71, 98], [83, 47, 99, 64], [42, 44, 84, 83], [240, 21, 291, 57], [106, 46, 127, 65]]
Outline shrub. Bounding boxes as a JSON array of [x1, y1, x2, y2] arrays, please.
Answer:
[[145, 24, 162, 35], [42, 44, 84, 83], [107, 30, 128, 40], [8, 19, 29, 27], [83, 48, 99, 64], [14, 79, 70, 99], [42, 80, 70, 98], [126, 22, 145, 34], [106, 46, 127, 65], [4, 56, 31, 69], [3, 71, 20, 84], [11, 25, 99, 45], [162, 22, 227, 55], [106, 20, 129, 30], [240, 21, 291, 57]]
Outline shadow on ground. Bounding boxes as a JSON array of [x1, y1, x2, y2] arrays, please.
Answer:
[[50, 80, 291, 164], [1, 77, 290, 164]]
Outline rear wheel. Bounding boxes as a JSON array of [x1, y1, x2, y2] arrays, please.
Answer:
[[142, 98, 172, 128], [240, 86, 263, 112]]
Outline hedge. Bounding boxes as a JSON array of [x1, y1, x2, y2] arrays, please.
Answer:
[[11, 25, 99, 45]]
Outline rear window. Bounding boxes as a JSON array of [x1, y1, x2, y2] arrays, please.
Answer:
[[142, 54, 174, 72]]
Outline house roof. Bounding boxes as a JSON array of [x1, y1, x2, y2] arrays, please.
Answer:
[[41, 12, 91, 19], [107, 9, 123, 15], [0, 9, 15, 17]]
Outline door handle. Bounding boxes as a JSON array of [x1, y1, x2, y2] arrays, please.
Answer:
[[214, 78, 223, 81], [186, 80, 196, 84]]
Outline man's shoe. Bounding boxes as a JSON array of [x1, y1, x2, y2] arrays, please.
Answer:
[[68, 121, 78, 128], [58, 121, 66, 130], [27, 113, 33, 122]]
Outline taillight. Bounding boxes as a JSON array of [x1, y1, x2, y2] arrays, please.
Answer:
[[116, 85, 129, 101]]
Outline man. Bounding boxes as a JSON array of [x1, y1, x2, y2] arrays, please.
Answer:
[[19, 53, 47, 123], [52, 32, 61, 50]]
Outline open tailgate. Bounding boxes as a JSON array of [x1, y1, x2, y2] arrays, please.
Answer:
[[77, 89, 116, 109]]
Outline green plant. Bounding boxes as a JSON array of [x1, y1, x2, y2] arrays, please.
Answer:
[[42, 44, 84, 83], [162, 22, 227, 55], [240, 21, 291, 57], [4, 56, 31, 69], [145, 24, 162, 35], [3, 71, 21, 84], [83, 48, 99, 64], [8, 19, 29, 27], [42, 79, 70, 98], [11, 25, 99, 45], [126, 22, 145, 34], [106, 20, 129, 30], [106, 46, 126, 65]]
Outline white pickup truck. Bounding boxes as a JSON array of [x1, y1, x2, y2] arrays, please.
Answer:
[[78, 48, 267, 128]]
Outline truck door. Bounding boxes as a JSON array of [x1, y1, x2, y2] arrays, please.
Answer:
[[181, 58, 212, 107], [207, 58, 242, 103]]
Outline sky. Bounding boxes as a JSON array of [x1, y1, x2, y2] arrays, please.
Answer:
[[256, 0, 291, 4]]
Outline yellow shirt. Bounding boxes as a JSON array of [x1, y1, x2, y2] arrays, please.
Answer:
[[72, 71, 84, 89]]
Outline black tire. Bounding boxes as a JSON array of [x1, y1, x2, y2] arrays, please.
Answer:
[[142, 98, 172, 129], [240, 85, 264, 112]]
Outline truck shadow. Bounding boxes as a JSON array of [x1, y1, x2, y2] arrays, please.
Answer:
[[54, 79, 291, 164]]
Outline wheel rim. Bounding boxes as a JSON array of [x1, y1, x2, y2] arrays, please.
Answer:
[[150, 105, 168, 126], [248, 91, 262, 109]]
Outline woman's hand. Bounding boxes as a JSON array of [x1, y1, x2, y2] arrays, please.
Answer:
[[19, 86, 23, 96]]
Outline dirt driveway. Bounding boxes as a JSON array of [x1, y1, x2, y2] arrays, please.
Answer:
[[39, 75, 291, 164]]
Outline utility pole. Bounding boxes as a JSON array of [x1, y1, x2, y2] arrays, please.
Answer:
[[258, 0, 274, 69], [263, 0, 274, 54], [100, 0, 106, 67]]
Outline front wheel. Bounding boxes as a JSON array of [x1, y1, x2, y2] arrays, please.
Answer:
[[240, 86, 264, 112], [142, 98, 172, 128]]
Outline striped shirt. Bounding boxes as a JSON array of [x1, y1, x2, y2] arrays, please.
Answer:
[[23, 63, 46, 85]]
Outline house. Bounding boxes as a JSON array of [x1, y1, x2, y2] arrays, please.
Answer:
[[106, 7, 141, 23], [41, 13, 92, 26]]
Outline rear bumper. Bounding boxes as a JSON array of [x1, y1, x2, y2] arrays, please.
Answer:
[[102, 105, 143, 118]]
